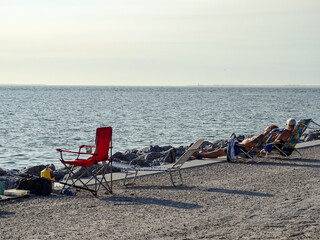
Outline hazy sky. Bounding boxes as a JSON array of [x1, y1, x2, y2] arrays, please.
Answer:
[[0, 0, 319, 86]]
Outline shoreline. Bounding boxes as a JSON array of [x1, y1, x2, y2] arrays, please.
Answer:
[[1, 145, 320, 239]]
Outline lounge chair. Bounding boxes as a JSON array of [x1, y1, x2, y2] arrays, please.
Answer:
[[56, 127, 113, 195], [227, 129, 280, 162], [112, 139, 204, 187], [268, 119, 320, 159]]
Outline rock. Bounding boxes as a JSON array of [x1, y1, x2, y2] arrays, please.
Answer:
[[124, 149, 138, 155], [162, 148, 176, 163], [0, 175, 21, 189], [152, 158, 162, 166], [19, 165, 47, 177], [137, 146, 152, 155], [48, 164, 56, 171], [137, 145, 173, 155], [124, 153, 138, 162], [210, 139, 227, 150], [160, 146, 173, 152], [151, 145, 163, 152], [303, 130, 320, 142], [0, 167, 7, 176], [144, 152, 162, 161], [304, 133, 318, 142], [62, 165, 101, 180], [130, 157, 150, 167], [175, 146, 188, 158], [112, 152, 124, 160], [52, 168, 69, 181]]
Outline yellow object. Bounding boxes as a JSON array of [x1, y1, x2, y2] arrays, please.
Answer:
[[41, 167, 55, 180]]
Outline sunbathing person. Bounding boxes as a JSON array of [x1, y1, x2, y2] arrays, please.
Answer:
[[193, 124, 279, 160], [271, 118, 296, 156], [259, 118, 296, 155], [275, 118, 296, 143]]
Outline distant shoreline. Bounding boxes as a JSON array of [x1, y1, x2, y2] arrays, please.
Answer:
[[1, 84, 320, 88]]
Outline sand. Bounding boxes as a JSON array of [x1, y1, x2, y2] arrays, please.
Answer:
[[1, 146, 320, 240]]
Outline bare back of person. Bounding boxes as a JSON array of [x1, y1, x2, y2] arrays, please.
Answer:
[[238, 124, 279, 151], [238, 134, 264, 151], [276, 129, 292, 143]]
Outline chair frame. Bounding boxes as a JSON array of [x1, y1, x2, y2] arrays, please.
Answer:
[[265, 119, 320, 160], [113, 139, 204, 187], [228, 129, 280, 162], [57, 127, 113, 195]]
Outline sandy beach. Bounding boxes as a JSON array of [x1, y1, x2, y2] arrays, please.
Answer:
[[1, 146, 320, 240]]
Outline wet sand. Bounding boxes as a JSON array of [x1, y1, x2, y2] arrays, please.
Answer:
[[1, 146, 320, 240]]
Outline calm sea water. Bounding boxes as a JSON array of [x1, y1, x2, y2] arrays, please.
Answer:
[[1, 86, 320, 169]]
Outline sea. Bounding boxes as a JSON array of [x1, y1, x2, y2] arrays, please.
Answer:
[[1, 85, 320, 170]]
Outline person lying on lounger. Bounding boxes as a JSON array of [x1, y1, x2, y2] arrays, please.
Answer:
[[193, 124, 279, 160]]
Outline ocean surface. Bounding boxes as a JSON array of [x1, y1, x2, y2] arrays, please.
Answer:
[[1, 86, 320, 169]]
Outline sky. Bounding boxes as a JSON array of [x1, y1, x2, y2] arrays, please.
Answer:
[[0, 0, 319, 86]]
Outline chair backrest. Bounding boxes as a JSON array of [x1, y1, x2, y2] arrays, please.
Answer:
[[172, 139, 204, 169], [284, 119, 312, 148], [257, 128, 280, 150], [92, 127, 112, 163], [258, 128, 281, 152]]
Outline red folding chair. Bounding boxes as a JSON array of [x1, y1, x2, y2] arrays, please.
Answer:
[[56, 127, 113, 195]]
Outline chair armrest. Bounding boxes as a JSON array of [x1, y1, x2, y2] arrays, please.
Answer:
[[56, 149, 93, 155], [56, 148, 96, 163]]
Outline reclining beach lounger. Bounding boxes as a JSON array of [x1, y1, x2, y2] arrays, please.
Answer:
[[113, 139, 204, 187], [267, 119, 320, 159], [226, 129, 280, 162]]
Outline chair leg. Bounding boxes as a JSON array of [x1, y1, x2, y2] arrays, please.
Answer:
[[274, 145, 292, 159], [110, 161, 112, 193], [169, 168, 183, 187], [239, 149, 257, 162], [60, 164, 98, 195], [90, 162, 112, 194], [294, 148, 303, 159], [124, 170, 138, 186], [60, 161, 113, 195]]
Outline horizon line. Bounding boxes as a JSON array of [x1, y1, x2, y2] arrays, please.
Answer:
[[1, 83, 320, 88]]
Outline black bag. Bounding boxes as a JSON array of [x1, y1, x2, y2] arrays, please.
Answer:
[[17, 177, 52, 196], [275, 144, 294, 156]]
